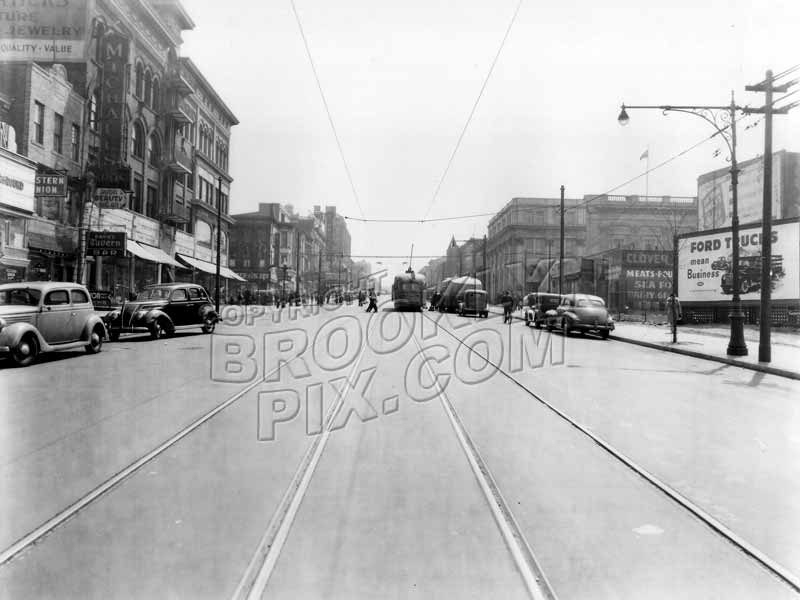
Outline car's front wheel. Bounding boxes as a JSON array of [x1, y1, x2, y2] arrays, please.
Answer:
[[85, 326, 104, 354], [202, 315, 216, 334], [11, 333, 39, 367], [150, 318, 169, 340]]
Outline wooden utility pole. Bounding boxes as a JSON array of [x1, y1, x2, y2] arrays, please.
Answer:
[[746, 69, 794, 363]]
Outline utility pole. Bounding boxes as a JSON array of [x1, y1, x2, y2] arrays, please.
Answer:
[[317, 249, 322, 303], [672, 233, 679, 344], [215, 176, 222, 312], [559, 185, 565, 295], [547, 240, 552, 292], [746, 69, 794, 363]]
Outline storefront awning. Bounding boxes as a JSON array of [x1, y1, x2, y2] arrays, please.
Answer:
[[126, 241, 182, 267], [137, 243, 182, 267], [176, 253, 247, 281]]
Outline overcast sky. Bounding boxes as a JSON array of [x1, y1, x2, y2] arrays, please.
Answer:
[[181, 0, 800, 277]]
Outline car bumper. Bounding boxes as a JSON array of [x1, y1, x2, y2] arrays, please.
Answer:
[[571, 322, 614, 333]]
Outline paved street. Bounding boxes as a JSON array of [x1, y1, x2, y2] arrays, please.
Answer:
[[1, 300, 799, 599]]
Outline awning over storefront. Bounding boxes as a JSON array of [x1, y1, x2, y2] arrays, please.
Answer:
[[126, 240, 181, 267], [176, 253, 246, 281], [137, 243, 182, 268]]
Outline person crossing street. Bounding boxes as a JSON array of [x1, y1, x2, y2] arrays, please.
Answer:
[[366, 289, 378, 313]]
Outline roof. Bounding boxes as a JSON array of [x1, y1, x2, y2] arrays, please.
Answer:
[[180, 57, 240, 125], [0, 281, 86, 292]]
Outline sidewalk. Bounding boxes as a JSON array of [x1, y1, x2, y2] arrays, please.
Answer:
[[486, 304, 800, 380], [611, 321, 800, 380]]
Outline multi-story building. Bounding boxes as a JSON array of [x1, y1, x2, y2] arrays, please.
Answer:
[[486, 197, 587, 300], [314, 205, 352, 292], [583, 194, 697, 255], [0, 0, 243, 302], [230, 204, 327, 301], [0, 63, 84, 281]]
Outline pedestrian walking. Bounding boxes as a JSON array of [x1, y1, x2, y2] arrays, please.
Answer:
[[501, 290, 513, 324], [666, 293, 682, 333], [366, 290, 378, 313]]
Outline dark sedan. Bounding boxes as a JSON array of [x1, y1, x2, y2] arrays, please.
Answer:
[[103, 283, 219, 341], [544, 293, 614, 339]]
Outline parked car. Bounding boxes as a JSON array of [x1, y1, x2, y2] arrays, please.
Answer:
[[458, 289, 488, 318], [522, 292, 562, 328], [0, 282, 106, 367], [103, 283, 218, 341], [544, 293, 614, 339]]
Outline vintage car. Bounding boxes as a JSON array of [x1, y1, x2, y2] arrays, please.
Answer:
[[457, 289, 488, 318], [103, 283, 218, 341], [544, 293, 614, 339], [522, 292, 562, 328], [0, 282, 106, 367]]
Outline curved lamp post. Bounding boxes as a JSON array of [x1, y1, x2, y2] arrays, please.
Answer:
[[618, 97, 748, 356]]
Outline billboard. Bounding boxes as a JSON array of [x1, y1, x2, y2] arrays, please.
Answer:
[[677, 219, 800, 302], [0, 0, 89, 62], [697, 152, 785, 230]]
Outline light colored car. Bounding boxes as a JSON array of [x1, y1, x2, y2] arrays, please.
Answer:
[[0, 282, 107, 366]]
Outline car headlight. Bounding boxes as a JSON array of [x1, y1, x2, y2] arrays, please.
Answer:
[[104, 311, 120, 322], [607, 316, 614, 323]]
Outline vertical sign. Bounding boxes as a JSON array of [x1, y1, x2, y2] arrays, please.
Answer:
[[100, 31, 130, 163]]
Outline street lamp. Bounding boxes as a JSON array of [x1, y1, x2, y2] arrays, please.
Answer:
[[618, 97, 748, 356]]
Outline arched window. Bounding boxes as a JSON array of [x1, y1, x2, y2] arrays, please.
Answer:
[[89, 91, 99, 130], [135, 62, 144, 98], [151, 77, 160, 111], [195, 220, 212, 245], [148, 133, 160, 167], [144, 70, 152, 106], [131, 121, 145, 158]]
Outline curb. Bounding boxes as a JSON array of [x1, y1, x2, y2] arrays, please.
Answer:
[[486, 306, 799, 381], [609, 334, 800, 381]]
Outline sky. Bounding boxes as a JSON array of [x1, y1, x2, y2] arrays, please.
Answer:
[[181, 0, 800, 278]]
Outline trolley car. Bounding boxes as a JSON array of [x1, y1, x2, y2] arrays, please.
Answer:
[[392, 270, 426, 311]]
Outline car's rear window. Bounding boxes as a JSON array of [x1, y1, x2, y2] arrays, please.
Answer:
[[577, 298, 605, 307], [0, 288, 41, 306], [71, 289, 90, 304]]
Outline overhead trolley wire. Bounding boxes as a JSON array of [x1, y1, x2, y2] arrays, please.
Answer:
[[420, 0, 524, 221], [291, 0, 366, 218]]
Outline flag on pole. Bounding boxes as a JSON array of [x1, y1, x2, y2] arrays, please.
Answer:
[[640, 149, 649, 160]]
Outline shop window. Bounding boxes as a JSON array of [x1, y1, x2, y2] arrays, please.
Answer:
[[53, 113, 63, 153], [33, 101, 44, 144]]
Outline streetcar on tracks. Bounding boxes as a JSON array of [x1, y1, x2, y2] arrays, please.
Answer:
[[391, 269, 426, 311]]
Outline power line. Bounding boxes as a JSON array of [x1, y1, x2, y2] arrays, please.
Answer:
[[420, 0, 524, 221], [290, 0, 365, 218]]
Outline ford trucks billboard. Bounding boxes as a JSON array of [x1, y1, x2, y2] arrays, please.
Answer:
[[677, 219, 800, 302]]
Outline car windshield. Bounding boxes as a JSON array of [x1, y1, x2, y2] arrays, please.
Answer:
[[576, 298, 605, 307], [0, 288, 42, 306], [137, 287, 172, 300]]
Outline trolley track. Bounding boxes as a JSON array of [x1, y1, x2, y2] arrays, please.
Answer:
[[421, 310, 800, 594]]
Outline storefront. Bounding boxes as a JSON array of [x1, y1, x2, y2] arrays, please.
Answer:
[[0, 145, 35, 282], [27, 217, 77, 282], [176, 253, 246, 302]]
